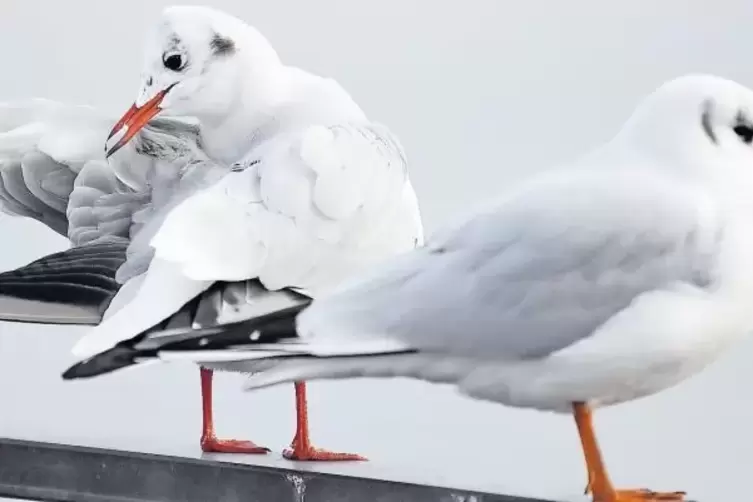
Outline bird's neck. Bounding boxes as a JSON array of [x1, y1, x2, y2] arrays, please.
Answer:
[[198, 108, 274, 165], [197, 60, 293, 165]]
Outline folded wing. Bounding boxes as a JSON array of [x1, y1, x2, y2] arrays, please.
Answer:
[[296, 167, 721, 360], [67, 121, 424, 373]]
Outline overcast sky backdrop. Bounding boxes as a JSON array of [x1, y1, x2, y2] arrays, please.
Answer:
[[2, 1, 753, 501]]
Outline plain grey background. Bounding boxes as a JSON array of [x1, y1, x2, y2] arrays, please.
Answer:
[[2, 1, 753, 501]]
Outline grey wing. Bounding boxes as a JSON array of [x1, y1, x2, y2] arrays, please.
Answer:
[[66, 160, 148, 247], [0, 102, 219, 325], [298, 168, 721, 360], [0, 99, 217, 290], [0, 151, 73, 236], [70, 118, 211, 257], [0, 99, 112, 237], [0, 100, 208, 245]]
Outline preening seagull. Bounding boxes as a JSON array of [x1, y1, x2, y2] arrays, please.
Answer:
[[115, 74, 753, 501], [62, 5, 424, 461]]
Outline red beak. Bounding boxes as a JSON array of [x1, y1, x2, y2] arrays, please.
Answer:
[[105, 84, 176, 158]]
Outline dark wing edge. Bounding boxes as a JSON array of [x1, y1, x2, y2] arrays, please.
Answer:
[[0, 241, 128, 325], [61, 279, 311, 379]]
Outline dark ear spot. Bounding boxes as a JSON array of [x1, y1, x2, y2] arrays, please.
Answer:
[[210, 33, 235, 56], [734, 110, 753, 145], [701, 99, 717, 145]]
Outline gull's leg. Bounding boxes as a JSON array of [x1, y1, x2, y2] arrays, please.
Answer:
[[283, 381, 367, 461], [199, 367, 270, 454], [573, 402, 685, 502]]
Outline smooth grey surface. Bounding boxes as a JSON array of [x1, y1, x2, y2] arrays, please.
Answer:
[[2, 1, 753, 501], [0, 438, 549, 502]]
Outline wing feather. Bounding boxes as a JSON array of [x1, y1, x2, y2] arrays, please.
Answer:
[[151, 121, 422, 297], [71, 119, 422, 359], [298, 167, 721, 360], [0, 99, 209, 247], [0, 99, 221, 329]]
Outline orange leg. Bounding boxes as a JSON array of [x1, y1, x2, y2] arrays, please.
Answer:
[[199, 367, 270, 454], [573, 403, 685, 502], [283, 381, 367, 461]]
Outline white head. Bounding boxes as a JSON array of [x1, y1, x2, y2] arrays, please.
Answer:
[[106, 5, 282, 157], [614, 74, 753, 185]]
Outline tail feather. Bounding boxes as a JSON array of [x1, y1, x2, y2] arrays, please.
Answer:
[[0, 242, 127, 324]]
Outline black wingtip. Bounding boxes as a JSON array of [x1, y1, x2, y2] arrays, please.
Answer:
[[150, 303, 306, 353], [62, 280, 311, 381], [61, 344, 155, 380], [0, 242, 128, 325], [130, 280, 311, 354]]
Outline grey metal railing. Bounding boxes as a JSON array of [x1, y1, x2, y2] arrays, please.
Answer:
[[0, 438, 555, 502]]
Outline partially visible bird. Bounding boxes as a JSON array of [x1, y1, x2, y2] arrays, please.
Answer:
[[0, 97, 217, 324]]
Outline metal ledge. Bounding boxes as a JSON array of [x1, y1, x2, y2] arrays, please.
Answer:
[[0, 438, 554, 502]]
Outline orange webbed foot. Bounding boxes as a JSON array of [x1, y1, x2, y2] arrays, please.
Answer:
[[283, 443, 367, 462], [591, 488, 686, 502], [200, 436, 271, 454]]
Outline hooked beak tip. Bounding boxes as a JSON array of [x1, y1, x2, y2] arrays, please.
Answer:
[[105, 142, 123, 159], [105, 123, 130, 159]]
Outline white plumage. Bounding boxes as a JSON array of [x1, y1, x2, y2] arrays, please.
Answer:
[[72, 118, 422, 358]]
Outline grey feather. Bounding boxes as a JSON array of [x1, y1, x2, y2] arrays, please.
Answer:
[[300, 168, 722, 361], [0, 157, 68, 235], [21, 151, 75, 214], [0, 102, 234, 326], [0, 101, 223, 286], [0, 161, 40, 219], [1, 160, 49, 217]]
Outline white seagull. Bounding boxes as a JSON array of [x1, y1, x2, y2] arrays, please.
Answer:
[[137, 75, 753, 501], [64, 5, 424, 461]]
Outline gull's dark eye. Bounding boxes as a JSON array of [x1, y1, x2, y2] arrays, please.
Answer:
[[162, 53, 185, 72], [734, 124, 753, 145]]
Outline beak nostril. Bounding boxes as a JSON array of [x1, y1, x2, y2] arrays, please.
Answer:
[[146, 76, 153, 86]]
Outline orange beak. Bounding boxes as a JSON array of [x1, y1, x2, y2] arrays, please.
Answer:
[[105, 83, 176, 158]]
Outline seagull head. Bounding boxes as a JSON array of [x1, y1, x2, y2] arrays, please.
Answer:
[[615, 74, 753, 182], [105, 5, 282, 158]]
